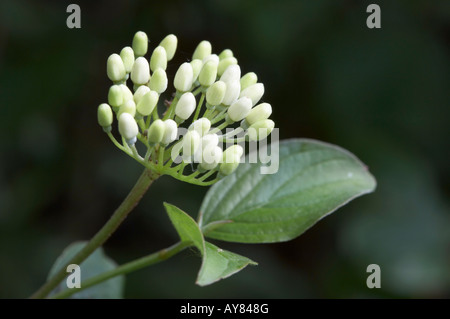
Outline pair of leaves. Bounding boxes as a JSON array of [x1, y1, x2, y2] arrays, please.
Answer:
[[166, 138, 376, 285], [165, 203, 256, 286], [48, 138, 376, 295]]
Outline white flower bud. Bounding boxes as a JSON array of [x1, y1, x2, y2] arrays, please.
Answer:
[[221, 80, 241, 106], [220, 144, 243, 175], [240, 72, 258, 91], [218, 57, 238, 76], [120, 84, 134, 102], [192, 40, 212, 61], [120, 46, 135, 73], [245, 103, 272, 126], [147, 119, 165, 145], [247, 119, 275, 141], [161, 119, 178, 145], [136, 90, 159, 116], [117, 99, 136, 118], [132, 31, 148, 57], [118, 113, 139, 144], [202, 54, 219, 65], [174, 62, 194, 92], [206, 81, 226, 106], [227, 97, 252, 122], [188, 118, 211, 136], [200, 145, 223, 171], [201, 133, 219, 150], [159, 34, 178, 61], [175, 92, 196, 120], [223, 144, 243, 162], [131, 57, 150, 85], [108, 85, 124, 107], [97, 103, 113, 128], [220, 64, 241, 83], [190, 59, 203, 83], [199, 61, 218, 87], [218, 49, 233, 60], [133, 85, 150, 105], [150, 46, 167, 72], [148, 68, 168, 94], [107, 54, 126, 82], [182, 130, 201, 157], [239, 83, 264, 106]]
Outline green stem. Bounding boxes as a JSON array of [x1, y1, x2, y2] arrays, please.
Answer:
[[50, 241, 190, 299], [29, 168, 160, 299], [193, 93, 205, 121], [163, 96, 179, 120]]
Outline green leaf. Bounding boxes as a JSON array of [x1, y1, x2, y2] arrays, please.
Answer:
[[196, 242, 257, 286], [164, 203, 257, 286], [164, 202, 205, 252], [48, 242, 124, 299], [198, 138, 377, 243]]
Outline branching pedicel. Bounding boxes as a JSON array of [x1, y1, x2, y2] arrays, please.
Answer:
[[98, 31, 275, 186]]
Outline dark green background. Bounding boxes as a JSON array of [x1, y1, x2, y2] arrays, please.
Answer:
[[0, 0, 449, 298]]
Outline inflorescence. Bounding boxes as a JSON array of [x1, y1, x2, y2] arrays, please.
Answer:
[[97, 32, 274, 186]]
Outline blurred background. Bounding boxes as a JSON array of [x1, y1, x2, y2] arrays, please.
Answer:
[[0, 0, 449, 298]]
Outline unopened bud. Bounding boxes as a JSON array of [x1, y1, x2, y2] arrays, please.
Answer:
[[218, 49, 233, 60], [220, 144, 243, 175], [221, 80, 241, 106], [159, 34, 178, 61], [161, 119, 178, 145], [227, 97, 252, 122], [202, 54, 219, 65], [147, 119, 165, 145], [240, 72, 258, 91], [175, 92, 196, 120], [133, 85, 150, 105], [245, 103, 272, 126], [192, 40, 212, 61], [108, 85, 124, 107], [120, 84, 134, 102], [220, 64, 241, 83], [118, 113, 139, 144], [132, 31, 148, 57], [107, 54, 126, 82], [136, 90, 159, 116], [150, 46, 167, 72], [131, 57, 150, 85], [206, 81, 226, 106], [201, 133, 219, 150], [97, 103, 113, 130], [247, 119, 274, 141], [200, 145, 223, 171], [174, 62, 194, 92], [148, 68, 168, 94], [199, 61, 218, 87], [239, 83, 264, 106], [182, 130, 201, 157], [117, 99, 136, 118], [218, 57, 238, 76], [120, 46, 135, 73], [190, 59, 203, 83], [189, 118, 211, 136]]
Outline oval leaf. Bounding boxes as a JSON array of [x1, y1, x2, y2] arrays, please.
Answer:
[[164, 202, 205, 252], [196, 242, 257, 286], [198, 138, 377, 243], [48, 241, 124, 299]]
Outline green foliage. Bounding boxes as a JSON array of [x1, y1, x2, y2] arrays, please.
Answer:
[[164, 203, 256, 286], [48, 242, 124, 299], [199, 139, 376, 243]]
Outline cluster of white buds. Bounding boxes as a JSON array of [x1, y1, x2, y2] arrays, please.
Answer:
[[97, 32, 275, 186]]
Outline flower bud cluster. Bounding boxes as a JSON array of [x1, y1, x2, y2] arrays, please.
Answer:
[[98, 32, 275, 184]]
